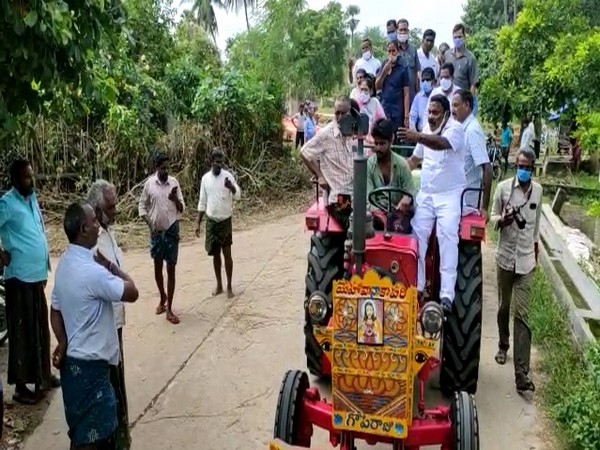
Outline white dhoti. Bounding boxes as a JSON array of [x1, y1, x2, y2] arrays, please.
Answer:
[[411, 188, 463, 302]]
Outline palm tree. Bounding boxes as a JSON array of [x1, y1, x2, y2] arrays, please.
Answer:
[[183, 0, 225, 45], [223, 0, 256, 31], [345, 5, 360, 50]]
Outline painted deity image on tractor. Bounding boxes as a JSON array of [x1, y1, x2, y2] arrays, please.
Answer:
[[271, 109, 484, 449]]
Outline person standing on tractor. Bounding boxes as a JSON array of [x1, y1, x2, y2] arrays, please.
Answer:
[[385, 19, 397, 41], [443, 23, 480, 115], [489, 148, 542, 397], [299, 96, 355, 231], [356, 76, 386, 139], [396, 19, 421, 105], [195, 148, 242, 300], [409, 67, 436, 132], [350, 68, 367, 102], [138, 153, 185, 324], [376, 40, 410, 135], [348, 38, 381, 85], [366, 118, 415, 233], [427, 63, 459, 108], [418, 29, 439, 79], [451, 90, 492, 218], [398, 94, 466, 312]]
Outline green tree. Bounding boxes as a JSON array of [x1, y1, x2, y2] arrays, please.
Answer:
[[345, 5, 360, 51], [224, 0, 257, 31], [352, 26, 386, 59]]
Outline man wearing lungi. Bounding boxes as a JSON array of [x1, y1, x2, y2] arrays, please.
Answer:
[[50, 201, 139, 450], [195, 148, 241, 299], [0, 159, 59, 404], [138, 153, 185, 324]]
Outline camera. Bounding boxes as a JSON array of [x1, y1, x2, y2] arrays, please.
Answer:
[[514, 210, 526, 229], [338, 109, 370, 137]]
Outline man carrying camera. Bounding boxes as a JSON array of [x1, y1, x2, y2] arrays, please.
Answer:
[[489, 148, 542, 398]]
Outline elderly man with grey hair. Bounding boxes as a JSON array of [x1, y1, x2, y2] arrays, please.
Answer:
[[489, 148, 542, 399], [87, 179, 131, 449]]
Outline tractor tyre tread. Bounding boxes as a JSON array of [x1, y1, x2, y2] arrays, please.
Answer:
[[304, 233, 344, 378], [273, 370, 311, 447], [451, 391, 480, 450], [440, 243, 483, 396]]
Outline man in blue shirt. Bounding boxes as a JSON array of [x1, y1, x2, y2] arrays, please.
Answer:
[[0, 159, 59, 404], [376, 40, 410, 137], [409, 67, 436, 132], [500, 121, 514, 176]]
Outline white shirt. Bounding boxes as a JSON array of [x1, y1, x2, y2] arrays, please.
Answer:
[[413, 118, 466, 195], [427, 84, 461, 111], [95, 226, 125, 329], [520, 122, 535, 150], [51, 244, 124, 366], [197, 169, 241, 221], [461, 114, 490, 209], [353, 55, 382, 82], [417, 48, 440, 78]]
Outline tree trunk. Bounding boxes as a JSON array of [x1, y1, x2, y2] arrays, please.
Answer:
[[503, 0, 508, 24], [244, 0, 250, 31]]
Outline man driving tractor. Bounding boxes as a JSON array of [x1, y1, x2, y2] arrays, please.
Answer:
[[366, 118, 414, 233], [398, 94, 466, 312]]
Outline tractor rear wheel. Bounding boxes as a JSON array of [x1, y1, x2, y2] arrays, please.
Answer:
[[304, 233, 344, 378], [273, 370, 312, 447], [450, 391, 479, 450], [440, 243, 483, 396]]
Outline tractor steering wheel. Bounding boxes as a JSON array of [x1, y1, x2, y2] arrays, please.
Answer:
[[368, 186, 414, 215]]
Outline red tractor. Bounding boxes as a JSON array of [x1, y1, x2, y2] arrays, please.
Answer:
[[271, 114, 484, 449]]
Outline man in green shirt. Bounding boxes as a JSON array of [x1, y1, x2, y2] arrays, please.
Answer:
[[367, 118, 415, 232]]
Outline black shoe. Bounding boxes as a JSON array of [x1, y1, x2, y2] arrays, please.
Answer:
[[440, 297, 452, 314]]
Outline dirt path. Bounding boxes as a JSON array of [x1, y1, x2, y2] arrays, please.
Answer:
[[20, 214, 547, 450]]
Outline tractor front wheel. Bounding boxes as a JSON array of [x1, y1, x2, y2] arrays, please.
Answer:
[[440, 243, 483, 396], [304, 233, 344, 378], [273, 370, 312, 448], [450, 391, 479, 450]]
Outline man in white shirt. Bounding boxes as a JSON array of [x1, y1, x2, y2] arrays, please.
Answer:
[[451, 90, 492, 218], [520, 117, 535, 151], [50, 201, 139, 450], [87, 179, 131, 450], [399, 94, 466, 312], [427, 63, 460, 109], [417, 29, 439, 79], [195, 148, 242, 299], [349, 38, 382, 85]]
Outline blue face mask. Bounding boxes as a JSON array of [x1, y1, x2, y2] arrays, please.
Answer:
[[421, 81, 433, 94], [454, 37, 464, 49], [517, 168, 532, 183], [387, 32, 397, 42]]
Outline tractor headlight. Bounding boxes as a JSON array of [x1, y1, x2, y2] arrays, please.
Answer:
[[420, 301, 444, 337], [307, 292, 328, 323]]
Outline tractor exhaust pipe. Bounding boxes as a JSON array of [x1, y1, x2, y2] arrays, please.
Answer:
[[352, 136, 367, 275]]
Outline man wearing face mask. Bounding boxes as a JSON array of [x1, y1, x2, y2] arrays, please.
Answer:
[[300, 96, 356, 231], [444, 23, 480, 114], [409, 67, 435, 132], [396, 18, 421, 105], [418, 29, 439, 79], [376, 40, 410, 135], [139, 153, 185, 325], [489, 149, 542, 398], [349, 38, 381, 85], [428, 63, 459, 108], [398, 94, 466, 313], [386, 19, 397, 42]]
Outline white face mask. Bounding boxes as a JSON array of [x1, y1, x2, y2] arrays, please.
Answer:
[[362, 50, 372, 60], [397, 33, 409, 43], [430, 112, 450, 134], [359, 92, 370, 104], [440, 78, 452, 91]]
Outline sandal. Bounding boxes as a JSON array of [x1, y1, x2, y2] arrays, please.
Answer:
[[13, 391, 39, 405], [166, 311, 180, 324], [155, 304, 167, 315], [494, 349, 507, 365]]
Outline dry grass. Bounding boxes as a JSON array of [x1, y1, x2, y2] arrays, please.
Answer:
[[43, 189, 314, 255]]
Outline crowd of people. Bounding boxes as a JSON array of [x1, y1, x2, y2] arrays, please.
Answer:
[[0, 148, 242, 449], [299, 20, 542, 400]]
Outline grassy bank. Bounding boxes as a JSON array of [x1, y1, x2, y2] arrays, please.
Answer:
[[529, 269, 600, 449]]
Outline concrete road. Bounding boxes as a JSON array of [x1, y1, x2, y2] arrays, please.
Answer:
[[23, 214, 548, 450]]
